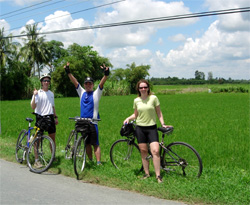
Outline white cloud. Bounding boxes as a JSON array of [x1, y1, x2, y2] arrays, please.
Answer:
[[168, 34, 186, 42], [93, 0, 196, 48], [0, 19, 10, 35], [106, 46, 152, 68], [205, 0, 250, 11], [39, 11, 94, 48], [147, 20, 250, 79], [12, 0, 41, 6]]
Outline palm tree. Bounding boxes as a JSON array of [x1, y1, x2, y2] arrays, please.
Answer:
[[1, 28, 12, 69], [0, 28, 21, 70], [21, 24, 50, 78]]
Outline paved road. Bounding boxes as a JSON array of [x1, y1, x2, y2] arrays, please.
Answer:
[[0, 159, 186, 205]]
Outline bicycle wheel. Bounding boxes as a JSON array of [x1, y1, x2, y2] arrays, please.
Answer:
[[110, 139, 143, 171], [15, 129, 27, 163], [65, 130, 76, 159], [73, 136, 87, 178], [162, 142, 203, 178], [27, 135, 55, 173]]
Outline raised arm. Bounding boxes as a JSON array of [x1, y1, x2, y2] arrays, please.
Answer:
[[31, 88, 38, 110], [64, 62, 79, 88]]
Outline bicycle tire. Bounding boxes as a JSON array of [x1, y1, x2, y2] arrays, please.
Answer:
[[15, 129, 27, 163], [110, 139, 143, 172], [162, 141, 203, 178], [27, 135, 55, 173], [65, 130, 75, 159], [73, 136, 87, 179]]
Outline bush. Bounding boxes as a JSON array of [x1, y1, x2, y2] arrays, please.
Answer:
[[212, 86, 248, 93], [97, 80, 130, 96], [0, 65, 30, 100]]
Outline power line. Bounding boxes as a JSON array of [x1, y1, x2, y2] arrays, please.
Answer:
[[8, 0, 125, 32], [3, 7, 250, 39], [7, 0, 89, 23], [2, 0, 66, 19], [0, 0, 52, 17]]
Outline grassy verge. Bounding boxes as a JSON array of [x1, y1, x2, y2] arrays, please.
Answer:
[[1, 93, 249, 204]]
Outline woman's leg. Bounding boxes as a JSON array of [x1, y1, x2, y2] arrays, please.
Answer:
[[150, 142, 161, 177], [138, 143, 150, 175]]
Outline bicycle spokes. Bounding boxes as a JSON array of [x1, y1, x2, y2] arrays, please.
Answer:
[[74, 137, 87, 178], [27, 136, 55, 173], [110, 139, 142, 171], [162, 142, 202, 178]]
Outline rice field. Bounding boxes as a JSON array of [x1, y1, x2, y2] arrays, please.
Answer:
[[1, 91, 249, 204]]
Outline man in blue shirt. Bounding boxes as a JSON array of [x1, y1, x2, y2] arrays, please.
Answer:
[[65, 62, 109, 165]]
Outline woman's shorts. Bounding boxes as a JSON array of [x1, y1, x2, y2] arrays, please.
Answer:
[[135, 125, 159, 144]]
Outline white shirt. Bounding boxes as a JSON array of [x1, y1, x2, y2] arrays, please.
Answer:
[[31, 89, 55, 116]]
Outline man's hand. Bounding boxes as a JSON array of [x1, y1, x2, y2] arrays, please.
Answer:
[[55, 118, 59, 125], [33, 88, 38, 95], [64, 62, 71, 74], [100, 64, 109, 76]]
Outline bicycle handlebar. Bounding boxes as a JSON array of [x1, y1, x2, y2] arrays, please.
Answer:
[[69, 117, 101, 122]]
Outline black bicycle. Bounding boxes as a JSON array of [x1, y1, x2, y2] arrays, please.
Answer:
[[110, 121, 203, 178], [67, 117, 100, 179], [15, 113, 55, 173], [65, 129, 78, 160]]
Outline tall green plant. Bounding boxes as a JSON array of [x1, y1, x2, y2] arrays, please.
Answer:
[[96, 80, 130, 96]]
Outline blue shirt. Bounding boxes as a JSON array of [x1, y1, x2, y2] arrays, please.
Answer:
[[76, 84, 103, 124]]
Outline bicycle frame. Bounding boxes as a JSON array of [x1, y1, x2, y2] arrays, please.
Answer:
[[158, 132, 183, 169], [123, 139, 136, 160], [159, 141, 181, 171]]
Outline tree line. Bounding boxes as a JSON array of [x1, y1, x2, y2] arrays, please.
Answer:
[[1, 24, 150, 100], [1, 24, 248, 100], [151, 75, 250, 85]]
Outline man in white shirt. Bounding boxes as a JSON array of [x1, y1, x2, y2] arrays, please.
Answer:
[[31, 74, 58, 162]]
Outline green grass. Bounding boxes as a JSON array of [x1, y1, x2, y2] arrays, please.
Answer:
[[1, 92, 249, 204]]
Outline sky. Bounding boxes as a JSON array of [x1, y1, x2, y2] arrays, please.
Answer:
[[1, 0, 250, 80]]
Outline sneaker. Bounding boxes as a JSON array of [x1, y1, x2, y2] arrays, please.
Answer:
[[156, 175, 163, 183], [142, 174, 150, 179], [97, 161, 102, 166], [34, 161, 43, 169]]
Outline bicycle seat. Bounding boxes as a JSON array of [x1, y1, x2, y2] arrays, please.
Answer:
[[158, 126, 174, 134], [26, 118, 34, 122]]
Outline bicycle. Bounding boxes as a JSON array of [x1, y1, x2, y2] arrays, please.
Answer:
[[15, 113, 55, 173], [110, 121, 203, 178], [68, 117, 100, 179], [64, 128, 78, 160]]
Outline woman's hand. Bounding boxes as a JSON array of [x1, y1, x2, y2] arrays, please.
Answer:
[[123, 118, 130, 125]]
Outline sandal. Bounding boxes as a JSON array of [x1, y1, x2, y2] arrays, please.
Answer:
[[156, 175, 163, 183], [142, 174, 150, 179]]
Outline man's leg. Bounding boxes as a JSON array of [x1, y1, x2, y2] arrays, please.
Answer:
[[94, 145, 101, 163], [86, 144, 93, 160], [49, 133, 56, 151]]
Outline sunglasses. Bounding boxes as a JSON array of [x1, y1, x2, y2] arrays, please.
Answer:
[[139, 86, 148, 89], [43, 80, 50, 83]]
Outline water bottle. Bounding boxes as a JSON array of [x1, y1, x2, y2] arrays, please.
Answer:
[[29, 134, 34, 143]]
